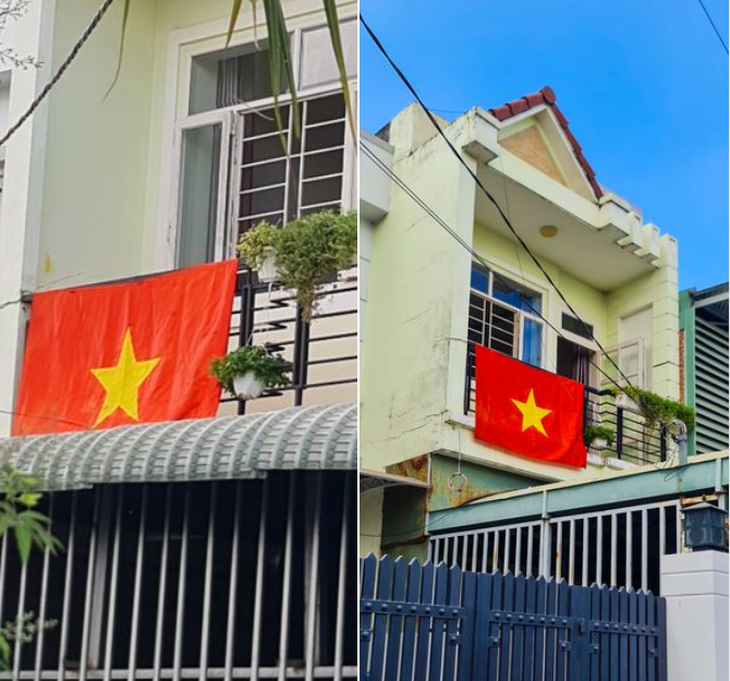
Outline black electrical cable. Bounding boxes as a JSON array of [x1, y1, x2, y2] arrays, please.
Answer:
[[362, 141, 627, 394], [360, 14, 641, 396], [694, 0, 729, 54]]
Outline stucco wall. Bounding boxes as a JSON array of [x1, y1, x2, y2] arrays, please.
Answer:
[[37, 0, 158, 288], [361, 103, 681, 483], [35, 0, 355, 289]]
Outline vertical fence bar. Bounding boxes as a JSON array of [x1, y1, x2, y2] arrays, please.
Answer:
[[278, 476, 297, 681], [333, 480, 351, 681], [597, 515, 603, 586], [610, 514, 618, 588], [34, 496, 55, 679], [527, 525, 534, 578], [199, 484, 218, 681], [582, 519, 589, 587], [251, 478, 271, 681], [626, 512, 633, 590], [481, 531, 489, 572], [641, 509, 649, 592], [153, 486, 173, 681], [79, 490, 102, 681], [675, 507, 682, 554], [128, 486, 148, 681], [568, 520, 575, 585], [58, 494, 78, 679], [12, 545, 29, 677], [515, 527, 523, 575], [503, 529, 511, 574], [173, 485, 192, 681], [103, 488, 125, 681], [555, 522, 563, 582], [224, 483, 243, 681], [616, 406, 624, 459], [492, 531, 499, 573], [305, 476, 323, 681]]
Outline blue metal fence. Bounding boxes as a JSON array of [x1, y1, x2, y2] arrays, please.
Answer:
[[360, 555, 667, 681]]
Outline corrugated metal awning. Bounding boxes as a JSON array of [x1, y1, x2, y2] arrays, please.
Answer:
[[0, 403, 356, 491]]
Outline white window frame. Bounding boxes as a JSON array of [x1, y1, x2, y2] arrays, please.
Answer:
[[155, 11, 357, 271], [605, 336, 647, 390], [470, 262, 547, 368]]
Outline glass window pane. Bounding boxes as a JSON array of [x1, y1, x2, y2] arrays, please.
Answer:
[[523, 319, 542, 367], [492, 276, 542, 315], [177, 124, 222, 268], [189, 42, 288, 115], [470, 263, 490, 294], [562, 313, 594, 340]]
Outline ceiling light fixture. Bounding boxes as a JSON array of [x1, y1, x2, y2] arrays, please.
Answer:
[[539, 225, 558, 238]]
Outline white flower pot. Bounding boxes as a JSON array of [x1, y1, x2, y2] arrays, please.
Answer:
[[257, 247, 279, 283], [591, 437, 608, 449], [233, 371, 265, 400]]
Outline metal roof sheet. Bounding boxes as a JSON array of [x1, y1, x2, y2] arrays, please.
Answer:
[[0, 404, 357, 491]]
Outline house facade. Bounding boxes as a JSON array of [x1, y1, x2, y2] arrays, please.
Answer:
[[0, 1, 357, 678], [359, 88, 726, 592]]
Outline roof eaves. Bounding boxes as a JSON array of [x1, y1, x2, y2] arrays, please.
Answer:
[[488, 86, 604, 200]]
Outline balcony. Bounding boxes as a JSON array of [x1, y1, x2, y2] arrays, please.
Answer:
[[464, 342, 668, 466], [220, 267, 357, 414]]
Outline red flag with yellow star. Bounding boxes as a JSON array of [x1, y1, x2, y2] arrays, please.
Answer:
[[474, 345, 586, 468], [12, 260, 238, 436]]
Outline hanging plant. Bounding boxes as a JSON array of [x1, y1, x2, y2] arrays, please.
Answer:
[[237, 210, 357, 322], [583, 424, 616, 450], [611, 386, 695, 431], [210, 345, 290, 400]]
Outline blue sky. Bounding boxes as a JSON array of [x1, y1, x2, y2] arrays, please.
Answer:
[[360, 0, 729, 290]]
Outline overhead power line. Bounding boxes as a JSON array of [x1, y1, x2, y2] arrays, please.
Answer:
[[359, 13, 640, 396], [0, 0, 119, 150], [694, 0, 729, 54], [361, 141, 625, 394]]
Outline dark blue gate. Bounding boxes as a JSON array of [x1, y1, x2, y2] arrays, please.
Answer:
[[360, 555, 667, 681]]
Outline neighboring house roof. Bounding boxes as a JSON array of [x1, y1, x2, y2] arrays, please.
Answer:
[[0, 404, 357, 491], [488, 86, 604, 200]]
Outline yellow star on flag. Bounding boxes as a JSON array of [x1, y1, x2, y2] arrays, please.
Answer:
[[90, 328, 160, 427], [511, 388, 552, 437]]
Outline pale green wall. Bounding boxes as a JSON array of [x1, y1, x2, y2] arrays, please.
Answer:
[[36, 0, 353, 288], [360, 113, 476, 472], [38, 0, 158, 287]]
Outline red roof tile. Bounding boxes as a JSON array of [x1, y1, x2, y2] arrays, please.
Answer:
[[488, 86, 603, 199]]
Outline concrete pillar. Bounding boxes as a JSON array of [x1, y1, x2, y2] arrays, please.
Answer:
[[662, 551, 728, 681]]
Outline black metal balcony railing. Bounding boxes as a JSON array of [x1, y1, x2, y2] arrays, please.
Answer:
[[583, 386, 668, 465], [223, 268, 357, 414], [464, 343, 668, 465]]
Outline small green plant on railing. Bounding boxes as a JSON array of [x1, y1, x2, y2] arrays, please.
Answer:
[[611, 386, 695, 431], [0, 466, 61, 669], [237, 210, 357, 322], [210, 345, 290, 397], [584, 424, 616, 448]]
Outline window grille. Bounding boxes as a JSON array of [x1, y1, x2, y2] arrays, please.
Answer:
[[0, 473, 356, 680], [429, 500, 682, 595], [235, 93, 348, 239]]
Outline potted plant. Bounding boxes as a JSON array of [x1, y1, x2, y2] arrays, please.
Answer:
[[209, 345, 290, 400], [237, 210, 357, 322], [584, 424, 616, 451]]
